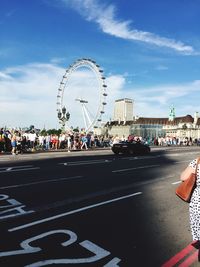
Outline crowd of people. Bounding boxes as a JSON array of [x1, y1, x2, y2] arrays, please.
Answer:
[[0, 128, 112, 155], [1, 127, 200, 155], [153, 136, 200, 146]]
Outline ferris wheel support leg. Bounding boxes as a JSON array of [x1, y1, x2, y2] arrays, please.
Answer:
[[82, 104, 88, 131], [84, 105, 92, 126]]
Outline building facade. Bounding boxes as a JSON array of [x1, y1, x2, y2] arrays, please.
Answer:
[[113, 98, 133, 122], [100, 100, 200, 140], [104, 113, 200, 140]]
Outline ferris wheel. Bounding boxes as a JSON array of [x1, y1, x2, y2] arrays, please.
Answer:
[[56, 58, 108, 132]]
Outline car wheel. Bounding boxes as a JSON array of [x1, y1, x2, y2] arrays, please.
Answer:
[[113, 151, 119, 155]]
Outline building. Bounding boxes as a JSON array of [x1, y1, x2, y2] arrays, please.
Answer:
[[105, 117, 167, 139], [104, 102, 200, 140], [100, 98, 200, 140], [163, 113, 200, 140], [113, 98, 133, 122]]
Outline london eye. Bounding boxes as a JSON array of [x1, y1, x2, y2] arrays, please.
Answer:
[[56, 58, 108, 132]]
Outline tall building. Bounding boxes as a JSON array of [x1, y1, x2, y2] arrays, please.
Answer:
[[113, 98, 133, 122]]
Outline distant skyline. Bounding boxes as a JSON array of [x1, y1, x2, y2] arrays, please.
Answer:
[[0, 0, 200, 129]]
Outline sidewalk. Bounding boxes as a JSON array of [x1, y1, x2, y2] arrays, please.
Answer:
[[0, 146, 111, 156]]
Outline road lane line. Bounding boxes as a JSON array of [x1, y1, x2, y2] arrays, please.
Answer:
[[0, 165, 34, 170], [128, 155, 162, 160], [8, 192, 142, 232], [161, 243, 195, 267], [112, 164, 160, 173], [174, 160, 191, 164], [121, 153, 199, 162], [0, 176, 83, 189], [59, 159, 112, 166], [172, 181, 181, 185], [0, 167, 40, 173]]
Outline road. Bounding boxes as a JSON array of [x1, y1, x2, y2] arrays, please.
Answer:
[[0, 146, 200, 267]]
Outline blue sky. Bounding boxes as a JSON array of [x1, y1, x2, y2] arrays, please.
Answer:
[[0, 0, 200, 129]]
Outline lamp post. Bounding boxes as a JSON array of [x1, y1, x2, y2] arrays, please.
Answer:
[[58, 106, 70, 132]]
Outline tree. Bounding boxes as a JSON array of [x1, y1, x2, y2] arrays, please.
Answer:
[[73, 127, 79, 133], [40, 129, 47, 136], [46, 129, 62, 135]]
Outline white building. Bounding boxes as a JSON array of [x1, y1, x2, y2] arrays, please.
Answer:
[[113, 98, 133, 122]]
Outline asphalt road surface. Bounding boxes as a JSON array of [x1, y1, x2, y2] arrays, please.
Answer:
[[0, 146, 200, 267]]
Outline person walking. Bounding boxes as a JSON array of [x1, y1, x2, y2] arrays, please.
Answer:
[[0, 129, 5, 153], [67, 134, 71, 152], [45, 134, 51, 150], [180, 158, 200, 244], [81, 135, 88, 150], [11, 133, 17, 155]]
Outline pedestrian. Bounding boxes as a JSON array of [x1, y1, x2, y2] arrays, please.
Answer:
[[45, 134, 51, 150], [81, 135, 88, 150], [0, 129, 5, 153], [180, 158, 200, 245], [67, 134, 71, 152], [11, 133, 17, 155], [29, 131, 36, 151]]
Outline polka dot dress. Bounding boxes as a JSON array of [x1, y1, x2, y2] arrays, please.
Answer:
[[189, 158, 200, 240]]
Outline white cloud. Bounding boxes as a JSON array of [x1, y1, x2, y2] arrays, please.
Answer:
[[0, 61, 199, 129], [126, 80, 200, 117], [0, 62, 122, 129], [62, 0, 195, 55], [0, 63, 64, 128]]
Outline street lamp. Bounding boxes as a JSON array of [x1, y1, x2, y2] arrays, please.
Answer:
[[57, 106, 70, 131]]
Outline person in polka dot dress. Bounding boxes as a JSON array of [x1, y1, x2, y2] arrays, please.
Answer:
[[180, 158, 200, 242]]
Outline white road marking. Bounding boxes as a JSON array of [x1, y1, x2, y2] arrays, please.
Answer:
[[121, 152, 200, 161], [0, 207, 34, 220], [104, 257, 121, 266], [112, 164, 160, 173], [0, 229, 77, 258], [0, 167, 40, 173], [8, 192, 142, 232], [0, 198, 21, 209], [172, 181, 181, 185], [0, 230, 115, 265], [59, 159, 112, 166], [174, 160, 191, 164], [0, 194, 35, 220], [127, 155, 162, 160], [0, 165, 34, 170], [0, 175, 83, 189]]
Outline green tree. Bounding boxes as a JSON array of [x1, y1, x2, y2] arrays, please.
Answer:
[[73, 127, 79, 133], [40, 129, 47, 136], [46, 129, 62, 135]]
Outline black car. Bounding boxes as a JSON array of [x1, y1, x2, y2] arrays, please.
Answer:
[[111, 141, 150, 155]]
